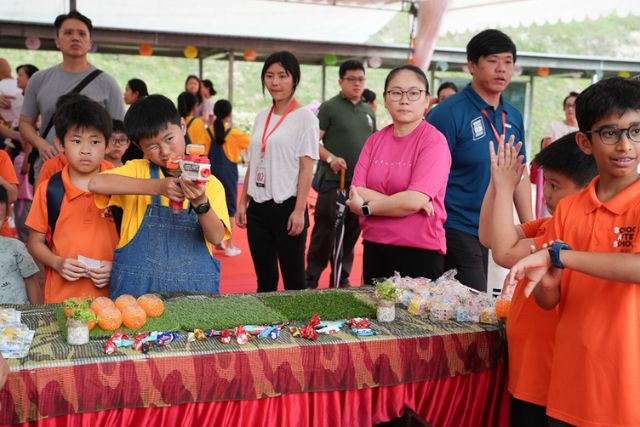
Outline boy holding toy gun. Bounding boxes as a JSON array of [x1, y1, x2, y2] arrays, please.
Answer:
[[89, 95, 230, 298]]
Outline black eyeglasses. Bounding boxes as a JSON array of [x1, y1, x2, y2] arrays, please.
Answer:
[[584, 125, 640, 145], [385, 89, 426, 102], [110, 137, 129, 147]]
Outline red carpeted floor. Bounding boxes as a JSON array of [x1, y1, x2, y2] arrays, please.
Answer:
[[217, 185, 363, 294]]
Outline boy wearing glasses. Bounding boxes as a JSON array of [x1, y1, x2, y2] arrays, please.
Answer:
[[306, 60, 376, 289], [105, 119, 129, 167], [427, 29, 532, 292], [507, 77, 640, 427]]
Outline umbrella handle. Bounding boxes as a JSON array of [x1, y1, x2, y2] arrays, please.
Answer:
[[339, 168, 346, 192]]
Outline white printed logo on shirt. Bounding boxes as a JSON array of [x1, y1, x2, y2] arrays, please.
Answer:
[[471, 116, 485, 141], [613, 225, 636, 249]]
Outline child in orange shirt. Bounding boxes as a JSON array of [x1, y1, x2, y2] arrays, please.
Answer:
[[0, 149, 18, 237], [479, 132, 597, 426], [508, 77, 640, 427], [26, 94, 118, 303]]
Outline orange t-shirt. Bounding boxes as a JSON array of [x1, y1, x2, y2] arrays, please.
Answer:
[[26, 164, 118, 303], [507, 216, 559, 406], [533, 177, 640, 426], [0, 150, 19, 237], [35, 153, 113, 190]]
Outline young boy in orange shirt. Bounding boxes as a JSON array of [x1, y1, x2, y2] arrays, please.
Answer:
[[26, 94, 118, 303], [89, 95, 230, 298], [0, 149, 19, 237], [508, 77, 640, 426], [479, 132, 597, 426]]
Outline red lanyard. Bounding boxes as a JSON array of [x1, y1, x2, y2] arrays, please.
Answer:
[[260, 99, 298, 157], [481, 109, 506, 142]]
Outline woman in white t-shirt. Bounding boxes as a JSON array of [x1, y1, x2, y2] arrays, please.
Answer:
[[236, 51, 319, 292], [534, 91, 579, 218], [542, 92, 579, 148]]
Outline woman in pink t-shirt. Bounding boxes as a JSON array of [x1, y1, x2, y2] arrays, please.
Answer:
[[348, 65, 451, 285]]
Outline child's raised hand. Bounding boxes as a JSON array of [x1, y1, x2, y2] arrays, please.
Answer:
[[490, 134, 525, 191], [87, 261, 112, 288], [55, 257, 86, 282]]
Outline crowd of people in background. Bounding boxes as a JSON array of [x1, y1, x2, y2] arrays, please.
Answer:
[[2, 11, 640, 427]]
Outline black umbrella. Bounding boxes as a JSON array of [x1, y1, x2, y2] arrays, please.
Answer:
[[332, 169, 347, 288]]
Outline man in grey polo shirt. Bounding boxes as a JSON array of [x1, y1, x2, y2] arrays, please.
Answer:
[[19, 10, 124, 179], [306, 60, 376, 288]]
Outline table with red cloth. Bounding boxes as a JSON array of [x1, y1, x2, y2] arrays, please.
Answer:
[[0, 293, 509, 427]]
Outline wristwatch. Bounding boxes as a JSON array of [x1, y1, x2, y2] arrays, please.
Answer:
[[361, 201, 372, 217], [193, 201, 211, 215], [326, 155, 335, 164], [548, 241, 571, 269]]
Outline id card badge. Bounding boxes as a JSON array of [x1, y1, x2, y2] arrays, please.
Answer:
[[255, 165, 266, 187]]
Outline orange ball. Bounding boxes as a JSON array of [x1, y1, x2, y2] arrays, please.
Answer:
[[137, 294, 165, 318], [243, 48, 257, 61], [115, 294, 138, 311], [97, 306, 123, 331], [91, 296, 115, 315], [121, 304, 147, 330]]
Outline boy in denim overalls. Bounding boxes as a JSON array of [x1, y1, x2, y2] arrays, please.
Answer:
[[89, 95, 230, 298]]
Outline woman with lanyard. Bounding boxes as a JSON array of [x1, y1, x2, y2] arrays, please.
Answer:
[[236, 51, 319, 292]]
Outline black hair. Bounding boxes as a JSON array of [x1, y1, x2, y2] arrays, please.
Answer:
[[16, 64, 38, 78], [0, 185, 7, 215], [534, 132, 597, 188], [383, 64, 429, 94], [53, 93, 112, 145], [339, 60, 365, 79], [177, 91, 198, 118], [576, 77, 640, 132], [261, 51, 301, 97], [54, 10, 92, 37], [184, 75, 202, 104], [124, 94, 180, 145], [437, 81, 458, 97], [127, 78, 148, 98], [112, 119, 126, 134], [362, 88, 376, 103], [466, 29, 517, 63], [562, 91, 579, 108], [201, 79, 217, 97], [212, 99, 232, 146]]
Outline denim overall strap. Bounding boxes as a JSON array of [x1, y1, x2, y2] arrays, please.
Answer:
[[209, 130, 239, 215], [149, 162, 162, 205], [109, 162, 220, 298]]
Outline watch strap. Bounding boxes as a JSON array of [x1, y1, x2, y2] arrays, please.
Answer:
[[548, 241, 571, 269]]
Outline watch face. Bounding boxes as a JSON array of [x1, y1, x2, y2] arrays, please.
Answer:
[[362, 204, 370, 216], [195, 202, 211, 214]]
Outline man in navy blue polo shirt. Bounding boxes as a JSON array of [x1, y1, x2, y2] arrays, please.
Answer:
[[427, 29, 532, 292]]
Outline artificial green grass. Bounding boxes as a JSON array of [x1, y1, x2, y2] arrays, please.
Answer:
[[259, 291, 376, 321], [170, 295, 284, 330], [55, 292, 376, 339]]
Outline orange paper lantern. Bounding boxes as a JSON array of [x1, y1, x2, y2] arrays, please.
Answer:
[[184, 45, 198, 59], [243, 48, 257, 62], [406, 55, 417, 65], [537, 67, 550, 77], [139, 44, 153, 56]]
